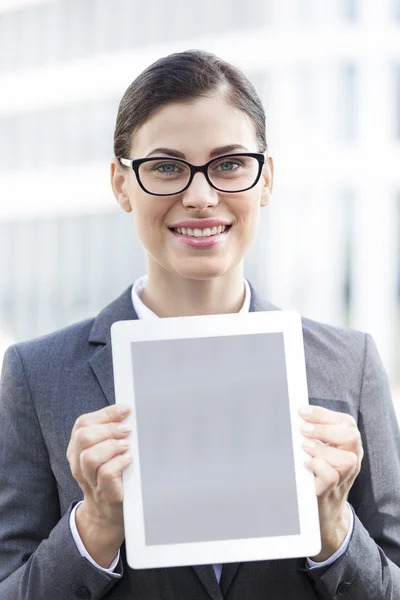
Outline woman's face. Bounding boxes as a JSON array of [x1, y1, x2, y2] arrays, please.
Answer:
[[111, 94, 273, 281]]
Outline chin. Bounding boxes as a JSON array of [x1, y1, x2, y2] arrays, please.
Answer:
[[174, 259, 232, 281]]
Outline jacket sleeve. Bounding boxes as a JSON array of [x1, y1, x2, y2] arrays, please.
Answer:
[[0, 345, 123, 600], [304, 333, 400, 599]]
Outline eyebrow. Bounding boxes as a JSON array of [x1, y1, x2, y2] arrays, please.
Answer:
[[145, 144, 249, 160]]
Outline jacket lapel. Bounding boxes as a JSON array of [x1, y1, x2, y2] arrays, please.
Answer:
[[192, 565, 224, 600], [219, 563, 241, 596], [88, 286, 137, 406], [89, 344, 116, 406]]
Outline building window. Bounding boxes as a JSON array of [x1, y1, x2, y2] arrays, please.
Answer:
[[342, 189, 355, 326], [394, 0, 400, 21], [297, 0, 313, 22], [338, 64, 357, 141], [396, 66, 400, 140], [341, 0, 358, 21]]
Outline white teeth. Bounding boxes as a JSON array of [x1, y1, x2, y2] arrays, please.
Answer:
[[173, 225, 228, 237]]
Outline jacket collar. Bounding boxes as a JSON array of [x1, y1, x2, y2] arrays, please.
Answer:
[[88, 281, 277, 347], [88, 286, 137, 345]]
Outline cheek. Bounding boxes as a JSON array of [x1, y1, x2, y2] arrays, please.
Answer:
[[232, 194, 261, 236], [130, 194, 162, 235], [135, 213, 160, 248], [130, 194, 176, 254]]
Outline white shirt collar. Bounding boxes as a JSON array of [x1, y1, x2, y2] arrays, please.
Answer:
[[131, 275, 251, 319]]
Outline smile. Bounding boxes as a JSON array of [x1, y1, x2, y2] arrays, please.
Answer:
[[171, 225, 229, 237]]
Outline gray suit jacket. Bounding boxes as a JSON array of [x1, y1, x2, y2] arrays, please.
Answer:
[[1, 284, 400, 600]]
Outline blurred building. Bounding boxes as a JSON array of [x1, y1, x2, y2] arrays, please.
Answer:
[[0, 0, 400, 384]]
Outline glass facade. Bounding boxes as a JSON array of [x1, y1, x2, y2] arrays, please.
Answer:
[[0, 211, 145, 340], [0, 0, 267, 74], [0, 98, 119, 172], [1, 0, 400, 380]]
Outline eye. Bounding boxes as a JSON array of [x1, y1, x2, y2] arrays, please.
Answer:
[[218, 160, 241, 171], [211, 158, 244, 176], [151, 161, 185, 175]]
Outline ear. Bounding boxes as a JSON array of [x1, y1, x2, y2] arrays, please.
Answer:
[[110, 158, 132, 213], [260, 156, 274, 208]]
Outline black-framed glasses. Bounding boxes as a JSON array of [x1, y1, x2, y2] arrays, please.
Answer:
[[119, 152, 265, 196]]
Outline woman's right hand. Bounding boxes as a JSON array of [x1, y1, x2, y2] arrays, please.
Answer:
[[66, 404, 132, 566]]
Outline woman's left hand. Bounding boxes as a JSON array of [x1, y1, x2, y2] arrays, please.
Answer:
[[298, 405, 364, 562]]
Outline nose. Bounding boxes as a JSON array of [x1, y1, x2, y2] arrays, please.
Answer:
[[181, 172, 219, 210]]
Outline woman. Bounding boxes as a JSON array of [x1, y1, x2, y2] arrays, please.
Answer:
[[0, 50, 399, 600]]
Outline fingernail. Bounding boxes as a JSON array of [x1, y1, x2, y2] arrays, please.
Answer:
[[116, 404, 130, 416], [120, 439, 130, 448], [118, 423, 132, 434], [301, 422, 314, 433], [299, 406, 313, 416]]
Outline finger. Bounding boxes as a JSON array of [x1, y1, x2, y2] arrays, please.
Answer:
[[71, 422, 132, 457], [96, 451, 133, 504], [300, 422, 361, 449], [67, 404, 131, 460], [304, 456, 340, 496], [299, 406, 356, 428], [80, 437, 131, 489], [302, 439, 359, 476], [70, 404, 131, 438]]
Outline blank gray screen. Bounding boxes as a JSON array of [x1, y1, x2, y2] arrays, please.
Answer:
[[130, 332, 300, 546]]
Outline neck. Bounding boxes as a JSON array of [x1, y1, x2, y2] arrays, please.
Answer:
[[141, 263, 246, 318]]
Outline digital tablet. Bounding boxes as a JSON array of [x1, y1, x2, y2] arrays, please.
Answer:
[[111, 310, 321, 570]]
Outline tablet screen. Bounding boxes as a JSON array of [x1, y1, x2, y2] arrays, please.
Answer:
[[130, 332, 300, 547]]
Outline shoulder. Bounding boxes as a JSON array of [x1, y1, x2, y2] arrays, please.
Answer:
[[8, 285, 135, 368], [300, 315, 368, 405], [0, 318, 98, 415], [250, 284, 366, 364], [301, 315, 366, 364], [6, 317, 96, 376], [16, 317, 95, 355], [5, 285, 135, 379]]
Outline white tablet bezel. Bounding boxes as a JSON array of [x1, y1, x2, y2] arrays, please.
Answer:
[[111, 310, 321, 569]]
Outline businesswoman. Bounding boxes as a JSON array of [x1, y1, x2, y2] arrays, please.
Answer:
[[1, 50, 400, 600]]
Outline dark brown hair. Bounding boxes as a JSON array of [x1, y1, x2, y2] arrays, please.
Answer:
[[113, 50, 267, 161]]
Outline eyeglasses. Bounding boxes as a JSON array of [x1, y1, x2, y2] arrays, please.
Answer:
[[119, 152, 265, 196]]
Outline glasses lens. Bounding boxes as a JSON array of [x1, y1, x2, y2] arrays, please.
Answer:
[[207, 155, 260, 191], [138, 159, 191, 195]]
